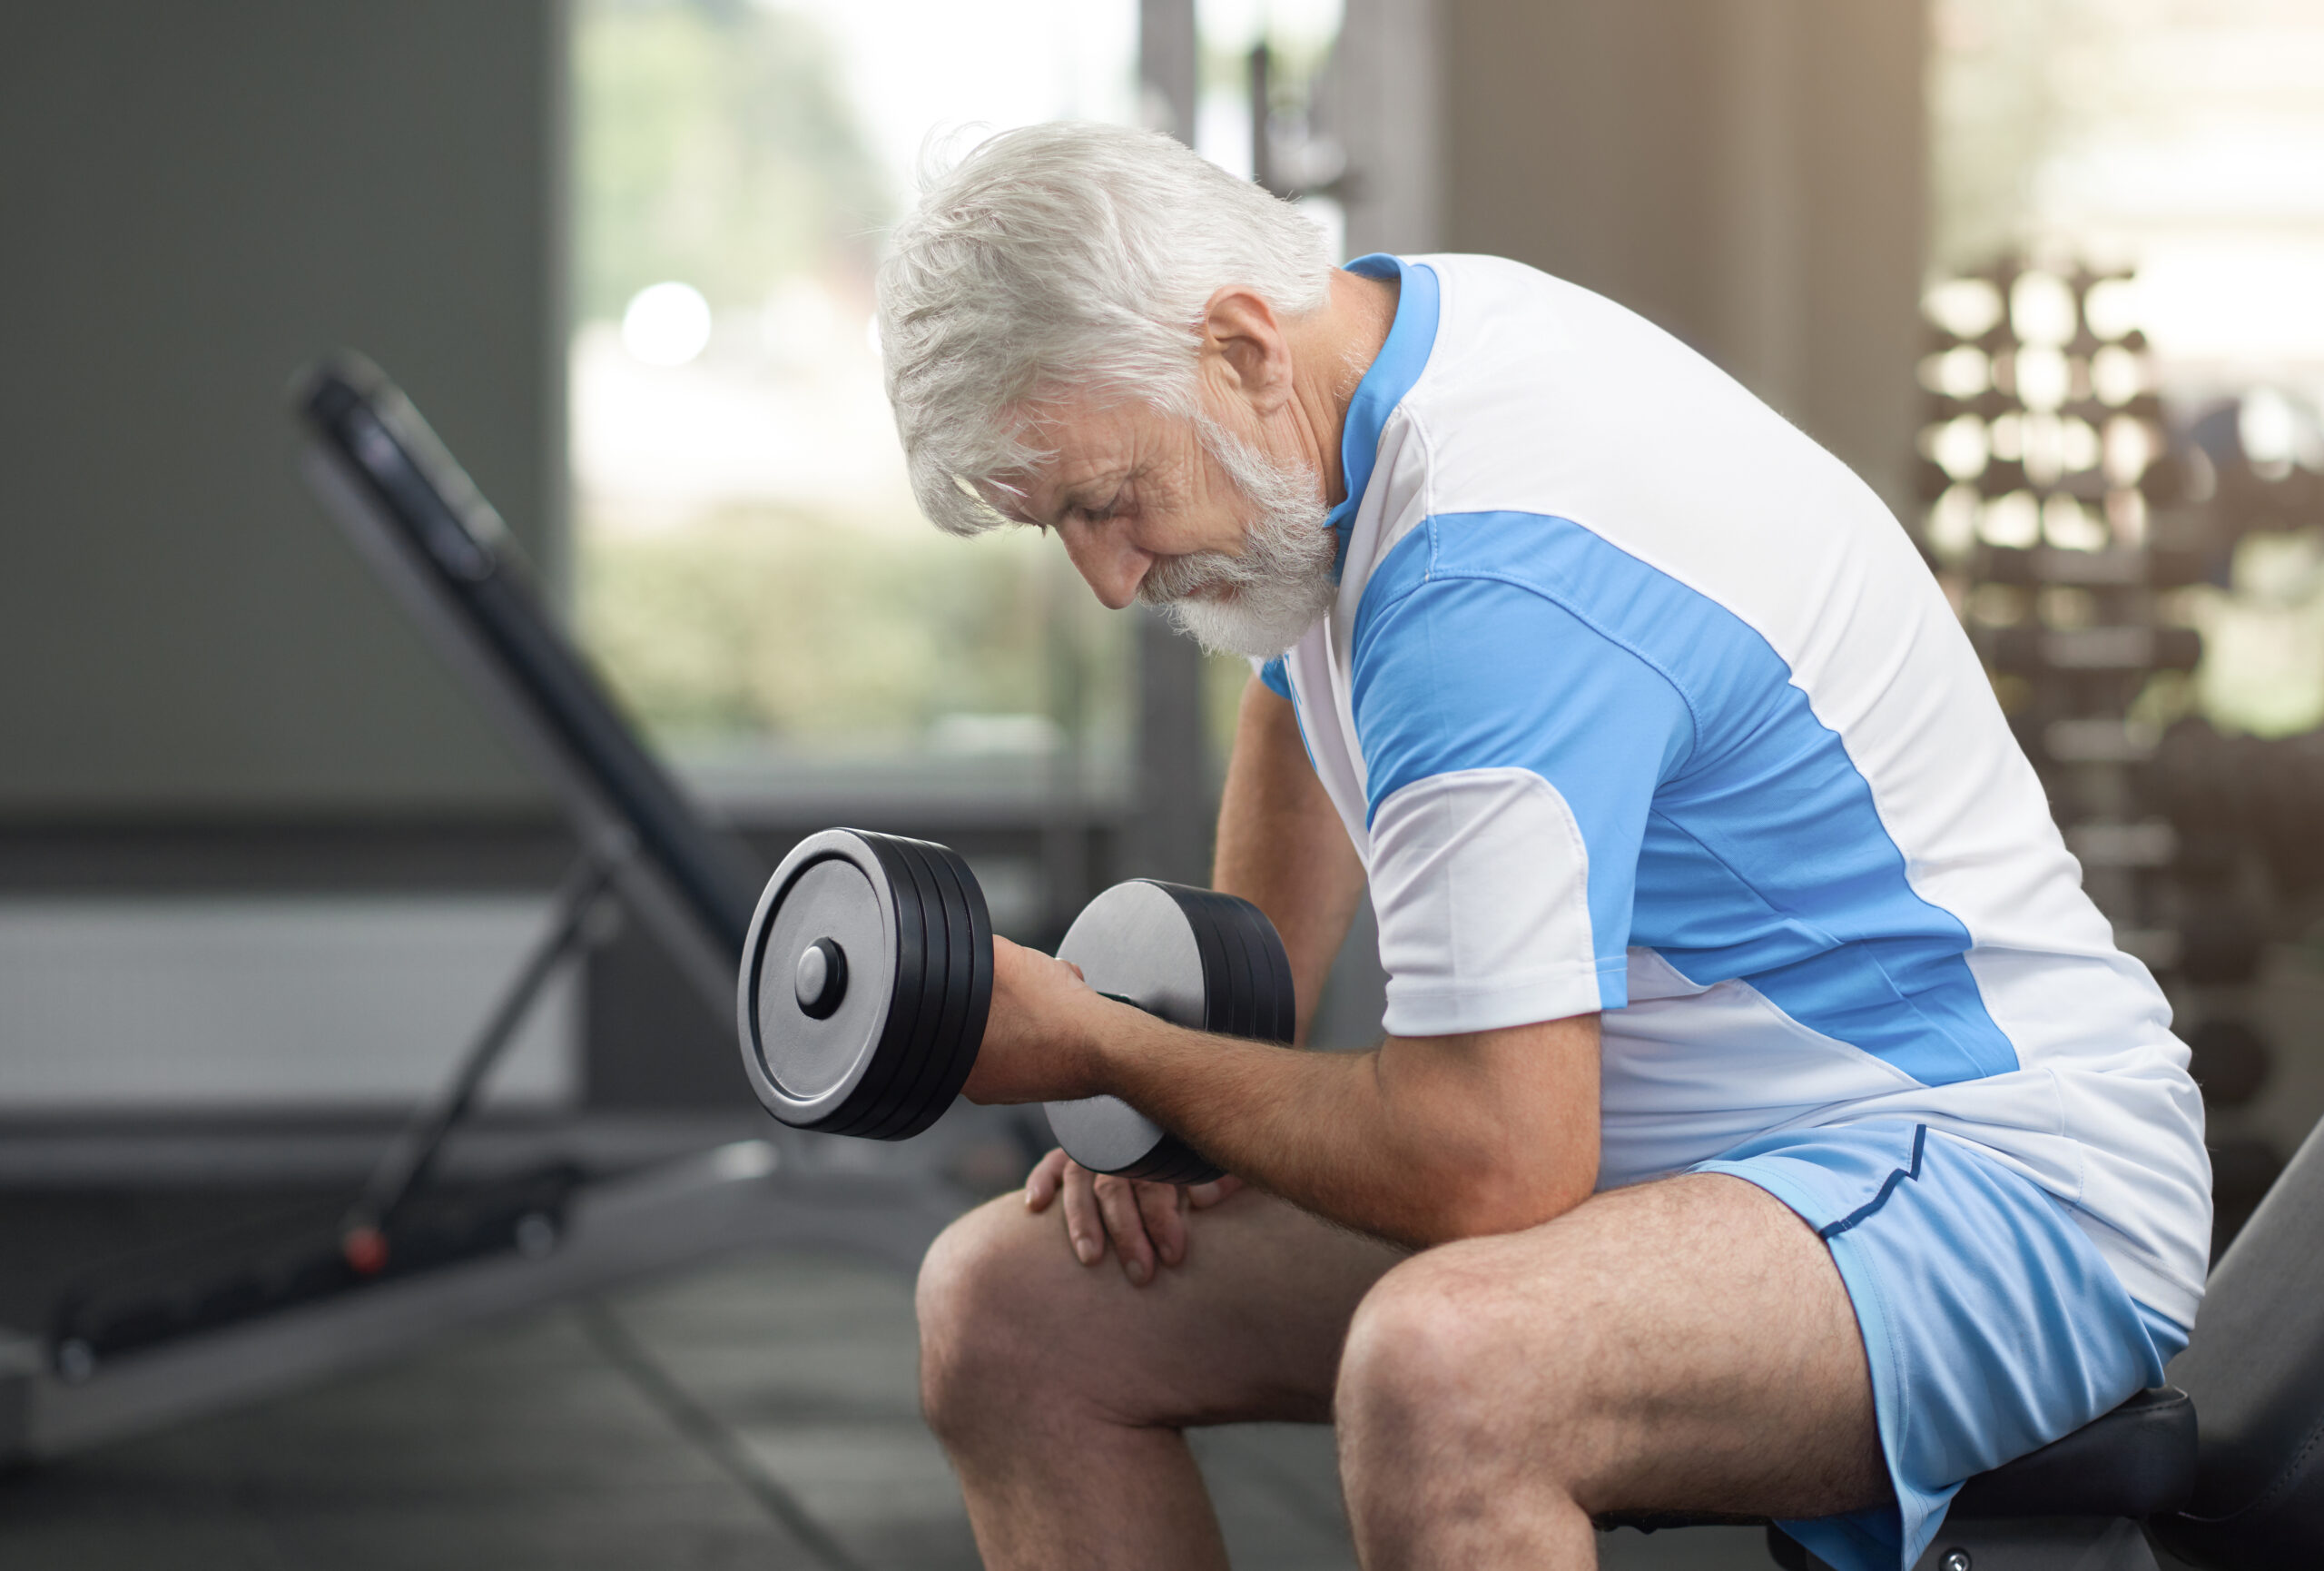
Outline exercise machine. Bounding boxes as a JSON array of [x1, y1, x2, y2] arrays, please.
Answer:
[[0, 354, 951, 1465]]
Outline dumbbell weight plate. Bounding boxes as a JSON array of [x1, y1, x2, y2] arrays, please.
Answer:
[[737, 828, 992, 1141], [862, 834, 987, 1141], [1046, 881, 1296, 1185]]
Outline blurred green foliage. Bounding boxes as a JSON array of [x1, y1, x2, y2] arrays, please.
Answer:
[[576, 0, 889, 320], [569, 1, 1172, 771], [571, 0, 1108, 757], [578, 509, 1069, 748]]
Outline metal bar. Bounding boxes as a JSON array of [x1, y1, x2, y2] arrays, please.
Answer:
[[1139, 0, 1197, 142], [1250, 41, 1275, 193], [12, 1144, 965, 1463], [343, 848, 623, 1241], [1132, 611, 1215, 885], [1128, 0, 1216, 890]]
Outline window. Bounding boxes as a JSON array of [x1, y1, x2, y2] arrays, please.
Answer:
[[571, 0, 1141, 801]]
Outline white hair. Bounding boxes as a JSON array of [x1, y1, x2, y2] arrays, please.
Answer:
[[876, 121, 1334, 537]]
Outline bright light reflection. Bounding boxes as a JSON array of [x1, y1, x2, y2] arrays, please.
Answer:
[[2014, 345, 2071, 411], [1925, 278, 2004, 340], [2011, 272, 2079, 347], [621, 282, 714, 367], [2240, 388, 2301, 469]]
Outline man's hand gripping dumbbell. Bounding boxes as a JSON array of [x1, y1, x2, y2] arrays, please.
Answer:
[[736, 829, 1293, 1286]]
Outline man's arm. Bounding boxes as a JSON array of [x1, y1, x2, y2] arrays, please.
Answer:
[[1128, 1011, 1600, 1247], [1201, 677, 1600, 1242], [995, 676, 1598, 1251], [979, 941, 1600, 1247], [1212, 677, 1365, 1043]]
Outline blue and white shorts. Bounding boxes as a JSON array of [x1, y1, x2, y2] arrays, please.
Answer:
[[1695, 1121, 2187, 1571]]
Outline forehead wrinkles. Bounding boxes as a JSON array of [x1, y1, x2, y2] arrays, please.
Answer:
[[1017, 383, 1166, 455], [1007, 397, 1154, 514]]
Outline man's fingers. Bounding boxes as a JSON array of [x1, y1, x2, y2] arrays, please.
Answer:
[[1092, 1174, 1156, 1285], [1058, 1161, 1104, 1265], [1187, 1173, 1246, 1210], [1035, 1151, 1215, 1280], [1023, 1147, 1070, 1212], [1137, 1181, 1188, 1268]]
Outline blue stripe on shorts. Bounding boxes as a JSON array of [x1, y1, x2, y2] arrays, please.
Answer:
[[1694, 1121, 2186, 1571]]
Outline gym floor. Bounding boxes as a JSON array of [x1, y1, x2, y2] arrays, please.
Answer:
[[0, 1215, 1771, 1570]]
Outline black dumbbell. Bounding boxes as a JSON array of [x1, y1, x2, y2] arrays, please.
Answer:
[[735, 829, 1295, 1181]]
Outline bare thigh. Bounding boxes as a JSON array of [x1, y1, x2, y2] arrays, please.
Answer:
[[1339, 1171, 1889, 1523], [918, 1183, 1405, 1430]]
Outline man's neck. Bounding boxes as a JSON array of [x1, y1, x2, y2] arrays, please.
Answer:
[[1285, 266, 1402, 509]]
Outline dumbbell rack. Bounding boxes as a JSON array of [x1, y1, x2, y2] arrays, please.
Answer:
[[1914, 253, 2197, 975], [1917, 259, 2324, 1253], [2139, 415, 2324, 1247]]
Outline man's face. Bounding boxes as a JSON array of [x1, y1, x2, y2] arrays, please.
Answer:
[[1008, 393, 1337, 658]]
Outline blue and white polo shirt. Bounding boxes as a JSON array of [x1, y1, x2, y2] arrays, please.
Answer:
[[1258, 253, 2211, 1329]]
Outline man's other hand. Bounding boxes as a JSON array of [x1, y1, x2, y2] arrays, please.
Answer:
[[1023, 1147, 1245, 1286]]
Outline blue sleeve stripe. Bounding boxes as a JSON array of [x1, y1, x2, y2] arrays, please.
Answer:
[[1349, 510, 2020, 1090], [1349, 531, 1693, 987]]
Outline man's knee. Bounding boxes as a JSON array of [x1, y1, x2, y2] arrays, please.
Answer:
[[1337, 1241, 1600, 1487], [1341, 1250, 1521, 1452], [917, 1196, 1063, 1441]]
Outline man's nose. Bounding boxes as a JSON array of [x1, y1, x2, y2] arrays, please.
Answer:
[[1060, 523, 1150, 610]]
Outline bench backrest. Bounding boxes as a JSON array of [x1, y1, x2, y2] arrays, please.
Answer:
[[2157, 1113, 2324, 1569], [294, 354, 763, 1019]]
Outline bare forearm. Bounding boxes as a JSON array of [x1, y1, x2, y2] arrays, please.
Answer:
[[1073, 999, 1600, 1249], [1213, 677, 1365, 1042]]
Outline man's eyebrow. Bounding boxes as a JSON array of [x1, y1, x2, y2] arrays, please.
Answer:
[[1041, 469, 1128, 528]]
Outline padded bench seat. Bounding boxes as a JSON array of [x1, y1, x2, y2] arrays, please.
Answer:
[[1951, 1386, 2194, 1519], [1596, 1386, 2197, 1539]]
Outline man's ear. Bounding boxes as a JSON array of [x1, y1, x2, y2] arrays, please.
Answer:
[[1200, 286, 1295, 414]]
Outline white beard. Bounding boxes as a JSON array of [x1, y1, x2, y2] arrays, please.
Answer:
[[1139, 417, 1337, 659]]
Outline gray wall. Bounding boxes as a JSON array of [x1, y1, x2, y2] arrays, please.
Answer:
[[1437, 0, 1927, 511], [0, 3, 565, 817]]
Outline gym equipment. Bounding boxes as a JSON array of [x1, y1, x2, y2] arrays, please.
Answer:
[[736, 830, 994, 1146], [737, 833, 1295, 1182], [1974, 624, 2203, 674], [1915, 257, 2211, 986], [297, 351, 776, 1247], [1974, 543, 2205, 588], [299, 355, 763, 1014], [1047, 879, 1295, 1184], [2140, 715, 2324, 982], [25, 354, 774, 1403], [2150, 1113, 2324, 1570]]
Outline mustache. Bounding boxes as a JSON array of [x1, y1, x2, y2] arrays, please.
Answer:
[[1137, 548, 1265, 605]]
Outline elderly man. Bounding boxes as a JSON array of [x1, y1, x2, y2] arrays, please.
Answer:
[[874, 123, 2208, 1571]]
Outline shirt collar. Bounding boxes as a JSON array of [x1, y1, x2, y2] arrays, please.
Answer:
[[1325, 253, 1441, 577]]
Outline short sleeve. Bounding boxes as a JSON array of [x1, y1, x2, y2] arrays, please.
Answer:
[[1351, 572, 1692, 1036], [1253, 655, 1293, 699]]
